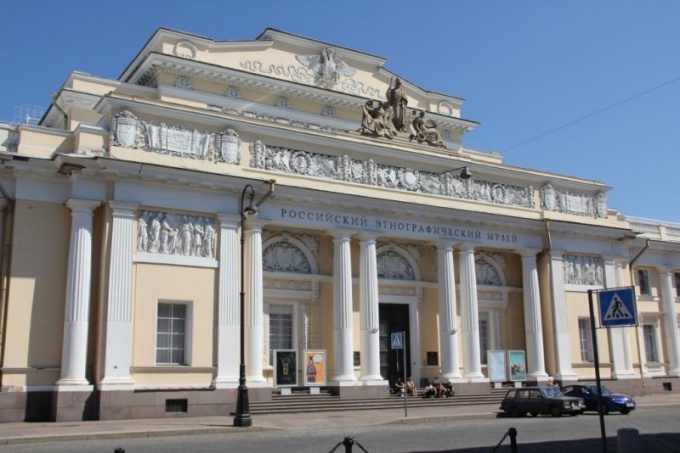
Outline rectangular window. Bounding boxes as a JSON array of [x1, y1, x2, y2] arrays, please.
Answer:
[[269, 304, 294, 364], [479, 313, 489, 365], [156, 303, 188, 365], [643, 324, 659, 363], [578, 318, 594, 362], [675, 272, 680, 297], [638, 269, 650, 296]]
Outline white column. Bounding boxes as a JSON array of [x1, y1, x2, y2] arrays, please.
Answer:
[[358, 234, 382, 381], [548, 251, 578, 380], [520, 249, 548, 380], [615, 260, 637, 376], [57, 198, 100, 386], [244, 219, 266, 384], [214, 214, 240, 388], [659, 267, 680, 376], [604, 257, 635, 379], [100, 201, 137, 389], [330, 230, 356, 382], [436, 242, 461, 380], [458, 244, 485, 380]]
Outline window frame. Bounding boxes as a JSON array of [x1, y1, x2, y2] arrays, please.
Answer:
[[155, 301, 193, 366], [642, 323, 660, 364], [578, 318, 594, 363], [266, 301, 298, 367], [637, 269, 651, 296]]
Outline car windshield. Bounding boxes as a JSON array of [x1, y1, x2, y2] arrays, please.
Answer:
[[542, 387, 564, 397], [586, 385, 612, 396]]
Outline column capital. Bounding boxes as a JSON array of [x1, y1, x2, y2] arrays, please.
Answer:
[[326, 228, 355, 239], [657, 266, 676, 275], [517, 248, 540, 259], [548, 249, 565, 260], [355, 232, 378, 242], [430, 240, 455, 250], [457, 243, 476, 254], [66, 198, 101, 212], [217, 213, 241, 227], [243, 217, 267, 231]]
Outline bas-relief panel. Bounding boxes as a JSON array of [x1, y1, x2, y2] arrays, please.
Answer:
[[563, 254, 604, 286], [111, 111, 241, 165], [253, 142, 538, 211], [137, 210, 216, 258], [541, 184, 607, 219]]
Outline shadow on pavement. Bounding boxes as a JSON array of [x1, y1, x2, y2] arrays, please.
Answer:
[[405, 432, 680, 452]]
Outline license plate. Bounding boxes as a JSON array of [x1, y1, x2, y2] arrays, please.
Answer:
[[626, 403, 634, 407]]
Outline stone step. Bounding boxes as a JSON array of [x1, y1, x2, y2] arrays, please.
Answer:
[[250, 389, 506, 415]]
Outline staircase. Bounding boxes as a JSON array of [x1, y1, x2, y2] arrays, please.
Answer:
[[250, 388, 507, 415]]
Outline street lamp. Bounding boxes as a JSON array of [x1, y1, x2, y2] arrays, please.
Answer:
[[234, 180, 275, 427]]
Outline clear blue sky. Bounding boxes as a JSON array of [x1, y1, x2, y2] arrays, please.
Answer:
[[3, 0, 679, 222]]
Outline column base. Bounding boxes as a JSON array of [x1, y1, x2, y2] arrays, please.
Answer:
[[99, 376, 135, 391], [213, 377, 239, 389], [359, 374, 384, 382], [56, 377, 90, 387], [332, 375, 358, 383]]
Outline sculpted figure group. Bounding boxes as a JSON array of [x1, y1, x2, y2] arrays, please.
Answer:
[[360, 77, 444, 147], [137, 211, 215, 258]]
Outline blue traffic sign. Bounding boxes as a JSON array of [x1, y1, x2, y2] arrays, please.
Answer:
[[391, 332, 404, 350], [598, 288, 637, 327]]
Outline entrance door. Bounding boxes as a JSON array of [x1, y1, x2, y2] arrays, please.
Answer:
[[379, 304, 410, 385]]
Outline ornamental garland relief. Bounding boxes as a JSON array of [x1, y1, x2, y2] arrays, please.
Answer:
[[563, 254, 604, 286], [541, 184, 608, 218], [262, 241, 312, 274], [137, 210, 216, 258], [377, 249, 416, 280]]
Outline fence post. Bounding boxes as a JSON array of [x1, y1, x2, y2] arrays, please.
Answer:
[[508, 427, 518, 453]]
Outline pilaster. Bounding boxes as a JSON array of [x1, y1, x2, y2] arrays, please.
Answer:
[[548, 250, 578, 380], [100, 201, 137, 390], [659, 267, 680, 376], [244, 218, 266, 384]]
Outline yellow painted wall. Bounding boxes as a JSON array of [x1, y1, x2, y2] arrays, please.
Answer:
[[3, 200, 70, 386]]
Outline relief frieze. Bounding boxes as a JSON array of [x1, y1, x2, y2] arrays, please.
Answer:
[[137, 210, 216, 258], [563, 254, 604, 286]]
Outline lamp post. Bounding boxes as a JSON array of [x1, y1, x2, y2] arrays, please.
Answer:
[[234, 180, 275, 428]]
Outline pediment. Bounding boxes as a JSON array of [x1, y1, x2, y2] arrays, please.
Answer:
[[123, 28, 471, 124]]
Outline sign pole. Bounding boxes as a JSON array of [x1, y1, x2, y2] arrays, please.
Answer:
[[402, 331, 407, 417], [588, 289, 607, 453]]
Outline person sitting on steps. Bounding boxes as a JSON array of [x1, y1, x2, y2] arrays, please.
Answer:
[[423, 381, 436, 398], [392, 377, 404, 395], [405, 376, 417, 397]]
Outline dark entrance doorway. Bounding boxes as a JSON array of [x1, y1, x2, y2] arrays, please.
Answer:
[[379, 303, 411, 386]]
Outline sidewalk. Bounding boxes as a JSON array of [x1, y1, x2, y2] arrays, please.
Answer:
[[1, 393, 679, 446]]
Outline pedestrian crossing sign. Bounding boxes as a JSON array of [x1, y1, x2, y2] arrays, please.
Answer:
[[391, 332, 404, 350], [598, 287, 637, 327]]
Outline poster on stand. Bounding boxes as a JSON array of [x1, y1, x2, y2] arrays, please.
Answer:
[[274, 349, 298, 387], [487, 350, 507, 382], [508, 350, 527, 382], [303, 350, 326, 385]]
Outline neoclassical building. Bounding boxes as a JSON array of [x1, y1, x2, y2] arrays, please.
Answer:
[[0, 28, 678, 422]]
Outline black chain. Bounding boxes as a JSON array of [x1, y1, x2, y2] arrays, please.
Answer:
[[328, 441, 344, 453], [328, 436, 370, 453], [490, 430, 510, 453]]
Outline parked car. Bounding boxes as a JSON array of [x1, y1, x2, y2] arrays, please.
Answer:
[[500, 386, 585, 417], [561, 384, 636, 415]]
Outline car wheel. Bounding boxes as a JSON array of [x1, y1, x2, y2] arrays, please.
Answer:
[[620, 408, 630, 415], [530, 412, 538, 417], [549, 405, 562, 417]]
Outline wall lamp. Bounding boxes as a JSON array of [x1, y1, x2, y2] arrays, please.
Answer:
[[436, 166, 472, 179]]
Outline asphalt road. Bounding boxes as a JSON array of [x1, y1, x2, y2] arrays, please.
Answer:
[[4, 407, 680, 453]]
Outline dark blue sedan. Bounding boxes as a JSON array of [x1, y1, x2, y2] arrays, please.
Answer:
[[561, 385, 636, 414]]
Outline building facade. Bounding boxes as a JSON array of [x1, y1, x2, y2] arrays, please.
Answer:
[[0, 28, 678, 422]]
